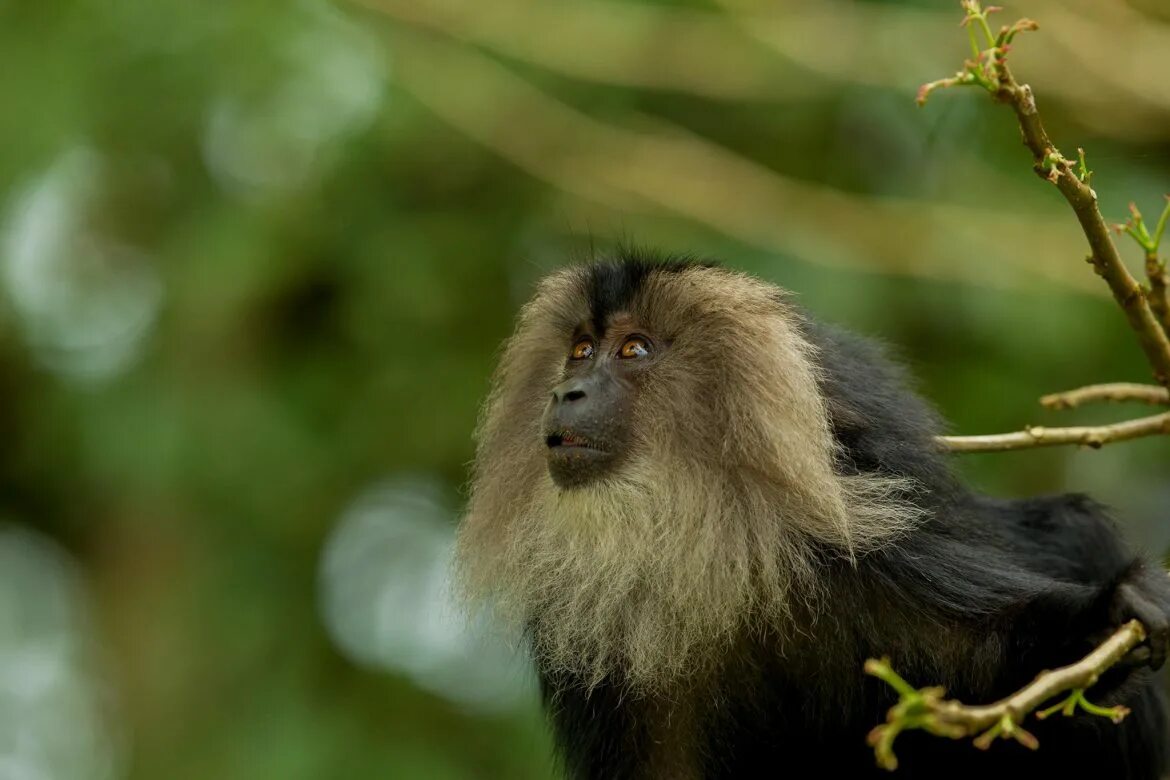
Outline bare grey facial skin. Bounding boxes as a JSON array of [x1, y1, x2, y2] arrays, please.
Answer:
[[542, 319, 658, 489]]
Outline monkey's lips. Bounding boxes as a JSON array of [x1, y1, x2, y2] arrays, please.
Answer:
[[545, 431, 614, 487], [545, 430, 607, 454]]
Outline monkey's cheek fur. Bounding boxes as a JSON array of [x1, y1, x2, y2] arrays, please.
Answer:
[[546, 445, 617, 489]]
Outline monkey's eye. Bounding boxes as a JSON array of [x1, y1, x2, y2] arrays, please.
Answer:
[[618, 336, 651, 360], [570, 337, 595, 360]]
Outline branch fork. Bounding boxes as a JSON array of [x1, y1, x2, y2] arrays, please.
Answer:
[[866, 621, 1146, 771], [1115, 198, 1170, 332]]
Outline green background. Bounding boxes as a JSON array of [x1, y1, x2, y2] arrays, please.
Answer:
[[1, 1, 1168, 777]]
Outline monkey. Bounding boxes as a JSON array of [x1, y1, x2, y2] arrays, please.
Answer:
[[455, 253, 1170, 779]]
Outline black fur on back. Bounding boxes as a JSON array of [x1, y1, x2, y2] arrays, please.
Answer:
[[535, 254, 1170, 779]]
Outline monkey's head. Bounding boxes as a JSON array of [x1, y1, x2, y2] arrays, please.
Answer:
[[457, 257, 922, 691]]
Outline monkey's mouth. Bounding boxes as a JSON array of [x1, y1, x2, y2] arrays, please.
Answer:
[[545, 430, 618, 488], [546, 430, 606, 452]]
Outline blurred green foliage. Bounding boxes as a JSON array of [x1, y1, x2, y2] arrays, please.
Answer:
[[0, 1, 1168, 778]]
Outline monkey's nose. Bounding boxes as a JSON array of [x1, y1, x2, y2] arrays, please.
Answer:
[[551, 380, 588, 405]]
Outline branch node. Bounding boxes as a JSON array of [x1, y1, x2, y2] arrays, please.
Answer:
[[1035, 689, 1132, 725], [1018, 83, 1037, 115], [866, 621, 1145, 767]]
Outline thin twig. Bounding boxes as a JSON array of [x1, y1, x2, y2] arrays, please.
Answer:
[[1153, 200, 1170, 322], [991, 70, 1170, 386], [937, 411, 1170, 453], [1040, 383, 1170, 409], [1116, 198, 1170, 334], [866, 621, 1145, 771], [997, 82, 1170, 384], [917, 2, 1170, 387]]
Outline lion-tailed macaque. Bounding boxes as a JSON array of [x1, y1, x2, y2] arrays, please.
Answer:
[[456, 254, 1170, 779]]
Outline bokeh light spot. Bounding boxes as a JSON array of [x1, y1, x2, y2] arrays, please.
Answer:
[[1, 148, 163, 382], [0, 526, 123, 780], [201, 3, 386, 197], [318, 476, 535, 714]]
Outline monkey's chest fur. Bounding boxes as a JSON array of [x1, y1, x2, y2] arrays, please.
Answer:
[[539, 633, 879, 779]]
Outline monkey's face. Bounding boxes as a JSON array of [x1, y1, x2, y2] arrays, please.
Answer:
[[530, 262, 820, 497], [541, 315, 657, 489], [461, 257, 867, 560]]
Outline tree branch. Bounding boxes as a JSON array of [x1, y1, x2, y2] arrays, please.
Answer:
[[918, 2, 1170, 388], [936, 411, 1170, 453], [990, 71, 1170, 386], [1039, 383, 1170, 410], [866, 621, 1146, 771], [919, 2, 1170, 456]]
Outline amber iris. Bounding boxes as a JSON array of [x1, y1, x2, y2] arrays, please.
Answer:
[[570, 338, 595, 360], [619, 336, 650, 359]]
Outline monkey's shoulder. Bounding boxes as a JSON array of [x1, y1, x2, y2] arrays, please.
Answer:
[[797, 316, 952, 489]]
